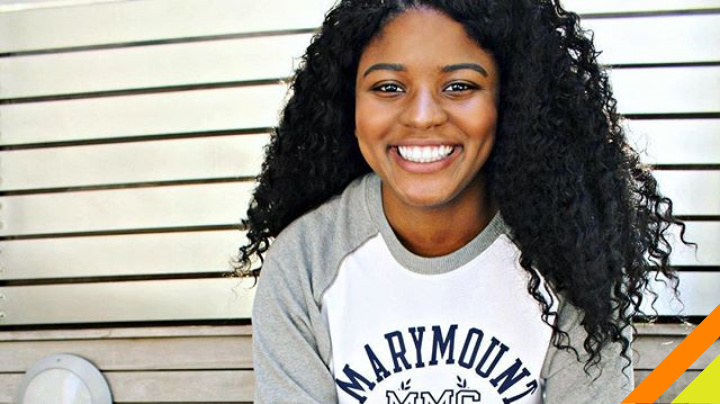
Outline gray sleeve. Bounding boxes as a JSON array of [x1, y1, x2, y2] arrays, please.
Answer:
[[252, 254, 339, 403], [542, 301, 634, 404]]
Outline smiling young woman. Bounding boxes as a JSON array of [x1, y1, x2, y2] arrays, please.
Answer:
[[355, 8, 500, 257], [233, 1, 695, 403]]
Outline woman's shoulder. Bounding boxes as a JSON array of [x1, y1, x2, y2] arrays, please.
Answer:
[[260, 173, 381, 299], [540, 292, 634, 402], [272, 173, 376, 247]]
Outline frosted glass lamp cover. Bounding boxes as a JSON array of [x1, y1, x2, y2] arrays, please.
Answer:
[[16, 354, 112, 404]]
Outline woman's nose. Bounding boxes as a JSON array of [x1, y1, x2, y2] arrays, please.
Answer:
[[399, 89, 448, 130]]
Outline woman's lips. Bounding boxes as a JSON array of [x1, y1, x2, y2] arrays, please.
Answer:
[[390, 145, 461, 174]]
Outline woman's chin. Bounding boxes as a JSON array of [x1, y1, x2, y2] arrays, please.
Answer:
[[391, 186, 459, 210], [381, 173, 485, 212]]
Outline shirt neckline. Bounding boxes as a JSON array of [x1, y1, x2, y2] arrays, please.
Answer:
[[363, 173, 508, 275]]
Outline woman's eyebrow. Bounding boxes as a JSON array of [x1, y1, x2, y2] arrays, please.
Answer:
[[441, 63, 488, 77], [362, 62, 488, 78], [362, 63, 404, 78]]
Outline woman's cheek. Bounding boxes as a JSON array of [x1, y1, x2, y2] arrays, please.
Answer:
[[356, 101, 395, 140], [452, 99, 497, 134]]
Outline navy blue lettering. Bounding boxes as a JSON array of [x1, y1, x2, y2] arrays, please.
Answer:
[[335, 364, 375, 403], [365, 344, 391, 382], [429, 324, 457, 365], [408, 326, 426, 368], [458, 327, 484, 369], [385, 331, 413, 373], [490, 359, 531, 394], [386, 391, 418, 404], [503, 380, 539, 403], [420, 389, 454, 404], [476, 337, 509, 377], [456, 390, 482, 403]]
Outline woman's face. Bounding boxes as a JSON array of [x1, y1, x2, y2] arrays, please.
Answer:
[[355, 7, 499, 210]]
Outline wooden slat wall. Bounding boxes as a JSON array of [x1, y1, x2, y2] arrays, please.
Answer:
[[0, 231, 246, 280], [0, 324, 717, 403], [1, 0, 719, 403], [2, 182, 255, 236], [0, 326, 256, 403], [0, 34, 314, 98], [0, 0, 337, 52], [0, 85, 287, 143], [0, 134, 269, 190]]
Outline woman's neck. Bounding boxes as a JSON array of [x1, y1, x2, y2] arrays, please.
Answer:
[[382, 175, 498, 257]]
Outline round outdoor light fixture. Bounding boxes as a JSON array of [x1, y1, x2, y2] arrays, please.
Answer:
[[16, 354, 113, 404]]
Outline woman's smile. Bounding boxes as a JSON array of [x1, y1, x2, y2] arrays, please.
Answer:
[[354, 6, 499, 210], [396, 144, 454, 163], [390, 143, 462, 173]]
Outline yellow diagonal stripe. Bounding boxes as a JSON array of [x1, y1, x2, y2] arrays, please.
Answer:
[[671, 352, 720, 403]]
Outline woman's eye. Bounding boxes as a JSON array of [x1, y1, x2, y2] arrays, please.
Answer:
[[373, 83, 404, 93], [445, 82, 477, 92], [371, 82, 477, 94]]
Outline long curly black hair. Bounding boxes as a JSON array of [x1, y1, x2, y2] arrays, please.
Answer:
[[232, 0, 695, 372]]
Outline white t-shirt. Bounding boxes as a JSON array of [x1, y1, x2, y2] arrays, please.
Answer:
[[323, 220, 554, 404]]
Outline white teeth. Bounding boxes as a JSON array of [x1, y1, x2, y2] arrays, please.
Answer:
[[412, 148, 421, 161], [397, 145, 455, 163]]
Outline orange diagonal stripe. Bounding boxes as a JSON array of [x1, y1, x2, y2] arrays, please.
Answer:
[[623, 304, 720, 403]]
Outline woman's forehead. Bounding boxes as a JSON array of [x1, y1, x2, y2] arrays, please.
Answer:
[[358, 8, 496, 75]]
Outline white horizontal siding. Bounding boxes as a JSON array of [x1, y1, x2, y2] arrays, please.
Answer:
[[0, 230, 248, 280], [562, 0, 720, 13], [0, 182, 254, 236], [667, 222, 720, 267], [625, 119, 720, 165], [641, 272, 720, 317], [0, 325, 254, 371], [0, 133, 269, 191], [0, 33, 312, 99], [653, 171, 720, 216], [587, 14, 720, 65], [0, 277, 256, 326], [0, 0, 123, 12], [0, 85, 288, 145], [0, 370, 255, 403], [611, 66, 720, 114], [0, 0, 336, 53]]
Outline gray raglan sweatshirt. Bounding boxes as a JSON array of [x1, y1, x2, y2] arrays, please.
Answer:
[[252, 172, 634, 403]]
